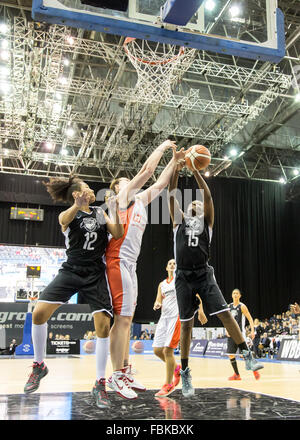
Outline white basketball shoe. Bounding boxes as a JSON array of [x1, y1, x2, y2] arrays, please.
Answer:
[[107, 370, 137, 400], [123, 365, 146, 392]]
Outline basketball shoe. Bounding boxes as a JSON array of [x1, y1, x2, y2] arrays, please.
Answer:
[[242, 350, 264, 371], [91, 379, 110, 408], [180, 367, 195, 397], [155, 383, 176, 398], [24, 361, 49, 394], [107, 370, 137, 399], [123, 365, 146, 392], [173, 364, 181, 387], [228, 373, 241, 380]]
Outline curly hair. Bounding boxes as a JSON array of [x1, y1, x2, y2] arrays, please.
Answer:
[[43, 175, 83, 204]]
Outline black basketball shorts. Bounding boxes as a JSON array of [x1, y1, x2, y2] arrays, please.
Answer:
[[38, 262, 113, 317], [175, 265, 229, 321]]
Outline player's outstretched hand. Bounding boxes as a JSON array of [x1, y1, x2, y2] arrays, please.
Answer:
[[196, 294, 208, 325], [153, 301, 162, 311], [160, 139, 177, 152], [74, 190, 90, 209]]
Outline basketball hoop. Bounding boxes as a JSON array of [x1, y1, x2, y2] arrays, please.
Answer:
[[123, 38, 196, 104]]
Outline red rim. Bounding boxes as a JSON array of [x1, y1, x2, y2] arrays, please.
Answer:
[[123, 37, 185, 66]]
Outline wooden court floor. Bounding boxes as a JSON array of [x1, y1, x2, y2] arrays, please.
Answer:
[[1, 354, 300, 402]]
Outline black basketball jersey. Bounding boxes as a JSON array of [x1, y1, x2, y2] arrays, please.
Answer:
[[63, 207, 108, 268], [229, 302, 245, 333], [174, 215, 211, 270]]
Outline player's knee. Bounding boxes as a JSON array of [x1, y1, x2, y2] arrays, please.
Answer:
[[154, 347, 163, 357], [32, 310, 47, 325], [163, 347, 174, 358]]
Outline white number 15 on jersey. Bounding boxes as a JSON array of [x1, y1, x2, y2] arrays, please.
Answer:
[[187, 230, 199, 247]]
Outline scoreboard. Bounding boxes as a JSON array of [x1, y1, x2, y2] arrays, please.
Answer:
[[10, 207, 44, 221]]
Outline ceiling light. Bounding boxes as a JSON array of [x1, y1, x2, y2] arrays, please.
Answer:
[[230, 6, 240, 17], [0, 66, 9, 76], [204, 171, 210, 177], [59, 76, 68, 85], [0, 24, 9, 34], [229, 148, 238, 157], [53, 102, 62, 113], [45, 142, 53, 150], [66, 36, 74, 45], [0, 81, 10, 93], [295, 93, 300, 102], [279, 177, 286, 184], [61, 148, 68, 156], [1, 39, 9, 49], [66, 127, 75, 137], [63, 58, 70, 66], [224, 155, 229, 160], [0, 50, 10, 61], [205, 0, 215, 11], [293, 169, 299, 176]]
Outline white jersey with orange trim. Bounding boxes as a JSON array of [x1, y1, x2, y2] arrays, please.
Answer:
[[160, 277, 178, 318], [106, 198, 147, 263]]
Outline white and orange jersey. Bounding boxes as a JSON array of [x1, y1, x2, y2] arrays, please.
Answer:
[[160, 277, 178, 318], [106, 198, 147, 263]]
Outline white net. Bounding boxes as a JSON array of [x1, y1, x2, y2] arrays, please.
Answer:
[[124, 38, 196, 105]]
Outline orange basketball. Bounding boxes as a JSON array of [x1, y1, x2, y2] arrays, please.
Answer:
[[132, 340, 144, 354], [185, 145, 211, 171]]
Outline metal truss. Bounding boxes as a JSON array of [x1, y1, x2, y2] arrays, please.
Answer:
[[0, 5, 299, 193]]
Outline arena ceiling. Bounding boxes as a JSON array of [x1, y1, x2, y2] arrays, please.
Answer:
[[0, 1, 299, 199]]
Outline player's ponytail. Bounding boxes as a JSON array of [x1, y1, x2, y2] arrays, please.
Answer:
[[43, 175, 83, 204]]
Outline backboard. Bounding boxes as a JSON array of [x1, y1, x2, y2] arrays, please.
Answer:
[[32, 0, 285, 63]]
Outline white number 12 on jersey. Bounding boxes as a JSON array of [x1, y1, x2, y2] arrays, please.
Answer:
[[83, 232, 97, 250], [188, 230, 199, 247]]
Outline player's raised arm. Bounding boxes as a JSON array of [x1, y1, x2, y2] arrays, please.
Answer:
[[192, 170, 214, 228], [103, 195, 124, 240], [137, 147, 186, 207], [118, 139, 177, 205], [168, 161, 185, 228]]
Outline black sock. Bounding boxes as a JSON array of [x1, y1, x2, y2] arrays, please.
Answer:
[[230, 358, 239, 375], [237, 342, 248, 352], [181, 358, 189, 371]]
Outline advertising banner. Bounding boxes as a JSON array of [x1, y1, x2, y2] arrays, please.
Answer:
[[47, 339, 80, 355], [204, 338, 228, 358], [277, 338, 300, 361], [190, 339, 208, 357], [0, 303, 94, 346]]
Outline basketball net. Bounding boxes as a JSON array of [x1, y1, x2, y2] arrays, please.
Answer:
[[124, 38, 196, 105]]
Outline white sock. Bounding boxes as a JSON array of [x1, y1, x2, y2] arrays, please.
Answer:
[[96, 337, 109, 381], [32, 323, 48, 364]]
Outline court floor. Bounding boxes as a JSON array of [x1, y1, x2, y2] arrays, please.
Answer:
[[0, 354, 300, 420]]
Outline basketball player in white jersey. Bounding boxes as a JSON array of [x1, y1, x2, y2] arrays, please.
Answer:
[[227, 289, 260, 380], [152, 259, 181, 397], [105, 140, 186, 399]]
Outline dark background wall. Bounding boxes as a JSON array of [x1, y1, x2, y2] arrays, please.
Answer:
[[0, 173, 299, 326]]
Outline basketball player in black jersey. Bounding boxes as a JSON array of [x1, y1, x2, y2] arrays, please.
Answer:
[[23, 176, 124, 409], [227, 289, 260, 381], [168, 161, 263, 397]]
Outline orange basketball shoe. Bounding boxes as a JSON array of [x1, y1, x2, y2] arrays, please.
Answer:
[[228, 373, 241, 380], [155, 383, 176, 397], [173, 364, 181, 387]]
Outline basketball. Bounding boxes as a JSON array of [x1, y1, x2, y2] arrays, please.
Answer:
[[185, 145, 211, 171], [132, 340, 144, 354], [83, 340, 96, 354]]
